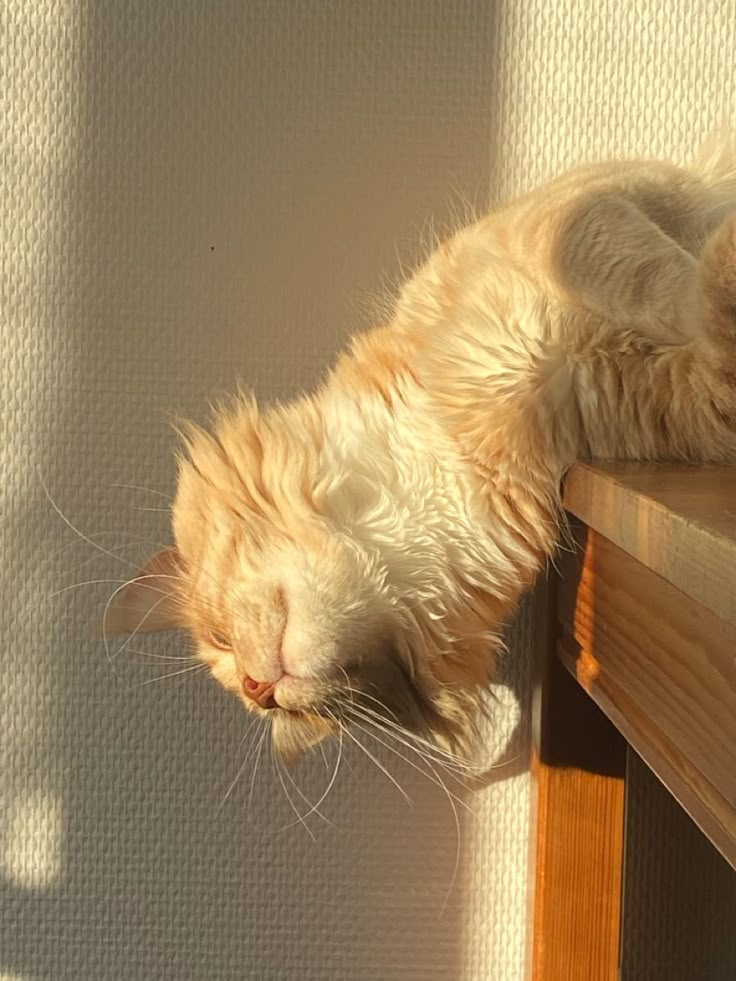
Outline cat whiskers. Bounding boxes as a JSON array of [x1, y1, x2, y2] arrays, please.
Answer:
[[40, 471, 155, 575], [45, 532, 159, 578], [50, 575, 173, 599], [127, 646, 198, 663], [128, 660, 207, 690], [324, 706, 413, 805], [339, 705, 473, 813], [111, 481, 173, 502], [249, 721, 271, 810], [99, 574, 182, 681], [335, 667, 481, 781], [346, 703, 481, 782], [337, 702, 467, 913], [217, 718, 270, 818], [271, 743, 319, 841], [274, 726, 343, 835], [41, 474, 253, 639]]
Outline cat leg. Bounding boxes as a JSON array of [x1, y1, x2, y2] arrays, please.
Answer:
[[550, 193, 701, 344], [698, 211, 736, 354], [666, 211, 736, 460], [590, 216, 736, 466]]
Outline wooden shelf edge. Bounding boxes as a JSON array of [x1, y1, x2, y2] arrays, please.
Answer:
[[555, 523, 736, 871], [563, 462, 736, 629]]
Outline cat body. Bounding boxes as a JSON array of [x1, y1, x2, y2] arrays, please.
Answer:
[[114, 146, 736, 758]]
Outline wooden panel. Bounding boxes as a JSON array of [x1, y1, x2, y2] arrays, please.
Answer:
[[528, 578, 627, 981], [557, 523, 736, 868], [563, 462, 736, 629]]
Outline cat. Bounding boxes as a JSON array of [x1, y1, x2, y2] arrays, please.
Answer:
[[108, 140, 736, 762]]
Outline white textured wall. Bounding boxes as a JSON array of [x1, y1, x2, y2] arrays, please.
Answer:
[[2, 3, 735, 980]]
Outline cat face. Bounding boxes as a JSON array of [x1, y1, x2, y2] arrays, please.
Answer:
[[172, 476, 424, 759], [110, 398, 458, 759]]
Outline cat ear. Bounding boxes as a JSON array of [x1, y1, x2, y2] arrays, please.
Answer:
[[103, 548, 185, 635]]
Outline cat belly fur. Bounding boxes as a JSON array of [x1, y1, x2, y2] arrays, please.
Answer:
[[324, 145, 736, 740], [160, 143, 736, 754]]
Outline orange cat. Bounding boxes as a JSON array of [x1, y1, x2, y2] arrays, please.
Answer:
[[109, 142, 736, 760]]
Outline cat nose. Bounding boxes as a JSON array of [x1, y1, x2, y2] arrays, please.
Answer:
[[242, 674, 278, 709]]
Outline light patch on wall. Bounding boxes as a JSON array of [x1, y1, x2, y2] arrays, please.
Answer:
[[0, 0, 81, 497], [2, 791, 63, 889], [459, 644, 532, 981], [1, 0, 80, 899]]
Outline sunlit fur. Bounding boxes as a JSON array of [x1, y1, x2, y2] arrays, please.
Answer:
[[120, 141, 736, 759]]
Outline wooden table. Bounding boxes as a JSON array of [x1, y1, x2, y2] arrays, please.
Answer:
[[527, 463, 736, 980]]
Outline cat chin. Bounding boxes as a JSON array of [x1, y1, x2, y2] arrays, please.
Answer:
[[263, 650, 444, 761], [270, 709, 335, 762]]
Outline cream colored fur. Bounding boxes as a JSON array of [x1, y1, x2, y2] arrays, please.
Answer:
[[113, 143, 736, 758]]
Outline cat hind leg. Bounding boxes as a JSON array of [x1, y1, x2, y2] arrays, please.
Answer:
[[551, 193, 701, 345], [699, 212, 736, 350]]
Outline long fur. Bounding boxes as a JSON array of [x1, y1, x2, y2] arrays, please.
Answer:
[[114, 142, 736, 758]]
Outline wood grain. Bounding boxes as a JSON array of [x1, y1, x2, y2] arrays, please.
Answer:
[[528, 578, 626, 981], [530, 465, 736, 976], [557, 523, 736, 868], [563, 462, 736, 629]]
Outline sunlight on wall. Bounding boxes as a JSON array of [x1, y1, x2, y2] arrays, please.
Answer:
[[461, 681, 531, 978], [0, 0, 80, 488], [1, 0, 82, 897], [2, 791, 63, 889]]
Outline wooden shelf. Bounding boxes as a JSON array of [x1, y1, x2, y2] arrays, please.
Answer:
[[560, 462, 736, 866], [564, 462, 736, 629], [528, 462, 736, 981]]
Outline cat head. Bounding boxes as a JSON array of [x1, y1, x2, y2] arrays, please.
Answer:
[[108, 395, 498, 760]]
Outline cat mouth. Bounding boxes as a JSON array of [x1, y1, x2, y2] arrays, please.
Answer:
[[240, 671, 327, 718], [271, 673, 325, 713]]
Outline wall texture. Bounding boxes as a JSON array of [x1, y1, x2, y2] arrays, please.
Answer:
[[1, 2, 734, 980]]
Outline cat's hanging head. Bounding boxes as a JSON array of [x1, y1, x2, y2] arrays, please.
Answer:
[[108, 394, 483, 760]]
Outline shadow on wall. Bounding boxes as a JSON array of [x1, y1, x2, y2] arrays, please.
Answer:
[[0, 3, 519, 980]]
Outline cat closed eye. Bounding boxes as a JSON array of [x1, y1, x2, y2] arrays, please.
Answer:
[[207, 629, 232, 651]]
